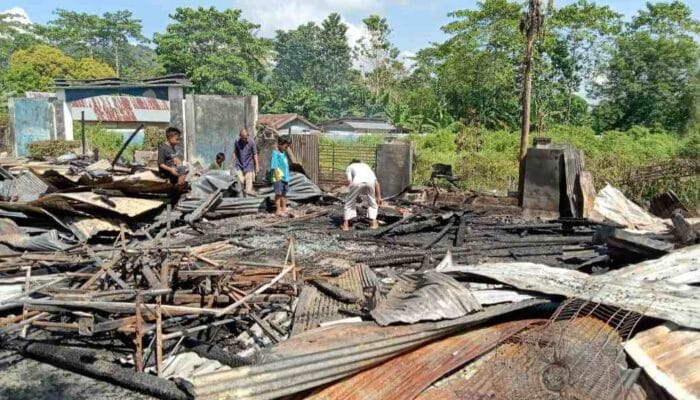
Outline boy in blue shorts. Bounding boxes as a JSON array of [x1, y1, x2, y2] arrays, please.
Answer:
[[270, 136, 291, 216]]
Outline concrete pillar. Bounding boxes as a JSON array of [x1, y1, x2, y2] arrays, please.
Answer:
[[168, 86, 187, 159], [184, 95, 196, 163], [51, 98, 65, 140], [6, 98, 15, 156]]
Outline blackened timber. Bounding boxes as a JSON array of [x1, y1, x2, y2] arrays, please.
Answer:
[[372, 214, 418, 237], [454, 213, 468, 247], [310, 280, 363, 304], [11, 341, 188, 400], [389, 218, 443, 235], [422, 216, 456, 250]]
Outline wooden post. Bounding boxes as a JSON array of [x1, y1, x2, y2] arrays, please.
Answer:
[[517, 0, 544, 205], [20, 266, 31, 338], [80, 111, 86, 156], [165, 204, 172, 249], [155, 295, 163, 377], [290, 237, 297, 295], [119, 224, 127, 252], [331, 143, 335, 182], [134, 292, 144, 372]]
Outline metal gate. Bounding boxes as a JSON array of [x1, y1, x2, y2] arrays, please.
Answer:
[[318, 142, 377, 184], [290, 134, 320, 183]]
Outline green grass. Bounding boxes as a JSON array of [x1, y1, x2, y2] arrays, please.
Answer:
[[412, 124, 699, 209]]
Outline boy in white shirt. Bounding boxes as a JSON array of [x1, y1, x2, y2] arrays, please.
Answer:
[[342, 159, 383, 231]]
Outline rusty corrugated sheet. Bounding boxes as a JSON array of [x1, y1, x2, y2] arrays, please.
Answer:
[[70, 95, 170, 123], [189, 300, 547, 400], [291, 264, 379, 336], [290, 134, 320, 184], [370, 271, 482, 326], [625, 323, 700, 400], [430, 317, 648, 400], [307, 320, 540, 400]]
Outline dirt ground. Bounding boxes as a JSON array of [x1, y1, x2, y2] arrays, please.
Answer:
[[0, 350, 154, 400]]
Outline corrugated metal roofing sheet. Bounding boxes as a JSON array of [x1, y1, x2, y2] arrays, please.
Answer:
[[420, 317, 648, 400], [188, 300, 547, 400], [625, 323, 700, 400], [292, 264, 380, 336], [370, 271, 482, 326], [70, 95, 170, 123], [307, 320, 539, 400], [344, 120, 397, 131], [259, 113, 320, 130]]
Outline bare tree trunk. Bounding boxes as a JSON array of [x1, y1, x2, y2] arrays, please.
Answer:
[[518, 0, 543, 205], [114, 43, 120, 77]]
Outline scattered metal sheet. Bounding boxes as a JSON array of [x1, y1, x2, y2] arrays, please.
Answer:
[[371, 271, 482, 326], [604, 244, 700, 285], [64, 216, 124, 241], [437, 253, 700, 329], [188, 300, 546, 400], [0, 218, 72, 251], [32, 192, 165, 217], [147, 352, 230, 382], [291, 264, 379, 336], [592, 184, 669, 233], [625, 323, 700, 400], [306, 320, 539, 400], [438, 317, 647, 400]]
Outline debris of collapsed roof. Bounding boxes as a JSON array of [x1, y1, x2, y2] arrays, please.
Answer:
[[0, 150, 697, 400]]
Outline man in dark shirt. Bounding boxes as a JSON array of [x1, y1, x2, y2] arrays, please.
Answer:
[[158, 127, 187, 185], [231, 127, 259, 194]]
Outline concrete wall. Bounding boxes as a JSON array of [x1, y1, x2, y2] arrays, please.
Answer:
[[375, 143, 412, 198], [9, 98, 57, 156], [184, 95, 257, 166]]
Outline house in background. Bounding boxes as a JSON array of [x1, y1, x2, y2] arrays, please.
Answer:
[[320, 117, 407, 141], [258, 113, 320, 134]]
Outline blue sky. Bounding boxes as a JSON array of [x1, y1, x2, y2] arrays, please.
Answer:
[[5, 0, 700, 56]]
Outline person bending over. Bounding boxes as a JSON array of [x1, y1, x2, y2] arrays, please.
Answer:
[[342, 159, 382, 231]]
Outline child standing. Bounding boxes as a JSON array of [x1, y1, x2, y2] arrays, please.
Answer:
[[270, 137, 291, 216]]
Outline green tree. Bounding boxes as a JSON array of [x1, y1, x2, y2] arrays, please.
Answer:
[[100, 10, 148, 76], [354, 15, 405, 100], [41, 9, 151, 77], [549, 0, 621, 122], [593, 1, 700, 133], [435, 0, 523, 129], [154, 7, 271, 98], [3, 45, 115, 92], [0, 11, 38, 69], [268, 13, 353, 120]]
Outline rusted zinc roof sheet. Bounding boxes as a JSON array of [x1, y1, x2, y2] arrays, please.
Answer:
[[292, 264, 380, 336], [70, 95, 170, 123], [437, 250, 700, 329], [370, 271, 482, 326], [258, 113, 320, 130], [625, 323, 700, 400], [419, 317, 648, 400], [31, 192, 165, 218], [306, 320, 540, 400], [188, 300, 547, 400]]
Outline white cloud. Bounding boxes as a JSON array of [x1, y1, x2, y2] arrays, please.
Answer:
[[1, 6, 31, 25], [235, 0, 381, 41]]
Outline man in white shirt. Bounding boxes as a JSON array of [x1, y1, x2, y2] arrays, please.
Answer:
[[342, 159, 383, 231]]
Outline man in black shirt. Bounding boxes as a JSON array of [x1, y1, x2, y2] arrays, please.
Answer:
[[158, 127, 187, 185]]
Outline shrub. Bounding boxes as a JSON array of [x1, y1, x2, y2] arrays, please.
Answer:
[[27, 140, 79, 159], [143, 126, 166, 150], [411, 124, 698, 209], [73, 123, 134, 161]]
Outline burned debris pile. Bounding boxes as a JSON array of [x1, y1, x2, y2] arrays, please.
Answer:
[[0, 152, 698, 400]]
